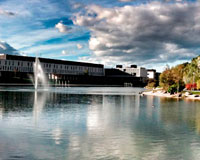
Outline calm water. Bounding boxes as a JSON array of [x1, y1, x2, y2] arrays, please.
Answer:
[[0, 87, 200, 160]]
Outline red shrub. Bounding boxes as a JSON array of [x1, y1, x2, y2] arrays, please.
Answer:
[[186, 83, 197, 90]]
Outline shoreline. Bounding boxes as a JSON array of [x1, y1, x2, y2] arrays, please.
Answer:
[[142, 89, 200, 101]]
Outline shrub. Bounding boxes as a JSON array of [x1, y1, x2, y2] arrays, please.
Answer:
[[147, 79, 157, 88], [168, 84, 178, 94], [185, 83, 197, 90]]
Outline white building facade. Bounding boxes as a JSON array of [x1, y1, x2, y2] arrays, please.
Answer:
[[116, 65, 147, 78], [147, 69, 156, 79], [0, 54, 105, 77]]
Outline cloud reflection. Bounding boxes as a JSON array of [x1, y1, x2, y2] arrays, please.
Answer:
[[52, 128, 63, 145]]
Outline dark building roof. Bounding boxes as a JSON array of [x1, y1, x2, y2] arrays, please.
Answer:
[[130, 65, 137, 68], [116, 65, 123, 68], [147, 69, 156, 72], [105, 68, 133, 77], [0, 54, 103, 68]]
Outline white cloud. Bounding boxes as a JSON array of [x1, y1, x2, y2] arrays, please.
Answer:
[[0, 40, 20, 55], [0, 9, 15, 16], [55, 22, 70, 33], [118, 0, 132, 2], [24, 43, 69, 54], [62, 50, 68, 55], [77, 44, 83, 49], [7, 28, 63, 49], [73, 2, 200, 68], [73, 3, 84, 9]]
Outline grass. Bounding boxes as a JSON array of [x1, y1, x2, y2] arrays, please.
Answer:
[[190, 91, 200, 95]]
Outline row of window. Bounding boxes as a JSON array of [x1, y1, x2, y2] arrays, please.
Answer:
[[0, 66, 33, 72], [0, 66, 103, 76], [0, 60, 103, 73]]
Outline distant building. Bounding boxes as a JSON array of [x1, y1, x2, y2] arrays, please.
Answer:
[[0, 54, 148, 86], [105, 68, 147, 87], [0, 54, 104, 77], [116, 65, 148, 84], [147, 69, 156, 79], [0, 54, 104, 85], [116, 65, 147, 78]]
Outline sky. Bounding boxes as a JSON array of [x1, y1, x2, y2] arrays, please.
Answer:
[[0, 0, 199, 71]]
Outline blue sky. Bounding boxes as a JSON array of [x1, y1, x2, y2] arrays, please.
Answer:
[[0, 0, 199, 71]]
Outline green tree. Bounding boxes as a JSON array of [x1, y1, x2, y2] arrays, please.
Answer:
[[171, 64, 186, 92], [183, 57, 200, 84], [160, 64, 186, 92]]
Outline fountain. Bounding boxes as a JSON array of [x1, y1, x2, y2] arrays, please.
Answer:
[[33, 57, 48, 89]]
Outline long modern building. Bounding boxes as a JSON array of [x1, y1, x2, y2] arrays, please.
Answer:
[[0, 54, 148, 86], [0, 54, 104, 85]]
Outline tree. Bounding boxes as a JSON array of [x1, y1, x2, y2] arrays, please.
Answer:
[[147, 79, 157, 88], [171, 64, 186, 92], [183, 57, 200, 84], [159, 67, 174, 91], [159, 55, 200, 92], [159, 64, 185, 92]]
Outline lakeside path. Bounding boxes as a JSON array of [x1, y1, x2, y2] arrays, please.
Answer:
[[142, 90, 200, 101]]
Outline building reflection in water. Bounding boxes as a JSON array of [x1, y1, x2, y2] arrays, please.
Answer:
[[0, 107, 3, 120]]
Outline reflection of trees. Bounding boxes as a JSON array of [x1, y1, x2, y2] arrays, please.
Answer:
[[160, 98, 182, 124], [160, 98, 200, 134], [195, 106, 200, 134]]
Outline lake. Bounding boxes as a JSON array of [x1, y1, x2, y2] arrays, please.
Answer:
[[0, 87, 200, 160]]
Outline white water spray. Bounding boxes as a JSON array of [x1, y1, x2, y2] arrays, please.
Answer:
[[34, 57, 48, 89]]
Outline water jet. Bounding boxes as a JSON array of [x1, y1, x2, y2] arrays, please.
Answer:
[[34, 57, 48, 89]]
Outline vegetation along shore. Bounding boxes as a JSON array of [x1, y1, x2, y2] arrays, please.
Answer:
[[143, 55, 200, 100]]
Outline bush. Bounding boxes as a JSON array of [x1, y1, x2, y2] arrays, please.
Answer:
[[185, 83, 197, 90], [147, 79, 157, 88], [168, 82, 185, 94], [168, 84, 177, 94]]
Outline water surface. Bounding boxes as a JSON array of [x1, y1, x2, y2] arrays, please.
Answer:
[[0, 87, 200, 160]]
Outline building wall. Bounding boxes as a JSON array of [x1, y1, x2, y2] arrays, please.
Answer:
[[0, 56, 104, 77], [147, 71, 155, 79], [117, 67, 147, 78]]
